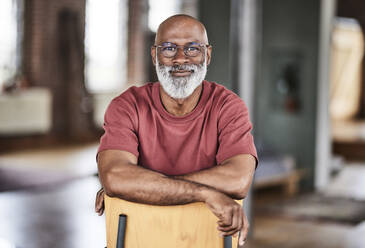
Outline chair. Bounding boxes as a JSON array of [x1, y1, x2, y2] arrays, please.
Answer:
[[104, 195, 241, 248]]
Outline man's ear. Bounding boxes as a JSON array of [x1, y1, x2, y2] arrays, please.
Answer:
[[207, 46, 212, 65], [151, 46, 157, 66], [206, 46, 212, 65]]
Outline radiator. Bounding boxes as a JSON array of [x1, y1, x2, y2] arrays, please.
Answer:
[[0, 88, 52, 135]]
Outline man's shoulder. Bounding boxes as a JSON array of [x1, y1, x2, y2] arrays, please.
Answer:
[[204, 80, 242, 103]]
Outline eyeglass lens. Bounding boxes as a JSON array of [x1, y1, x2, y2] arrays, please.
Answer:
[[159, 44, 204, 58]]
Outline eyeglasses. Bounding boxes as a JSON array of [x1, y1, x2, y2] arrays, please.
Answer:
[[154, 42, 211, 58]]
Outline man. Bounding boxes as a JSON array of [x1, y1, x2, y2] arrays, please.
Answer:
[[95, 14, 257, 247]]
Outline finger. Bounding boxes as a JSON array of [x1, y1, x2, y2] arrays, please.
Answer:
[[219, 207, 234, 227], [218, 204, 242, 232], [230, 206, 239, 229], [95, 189, 104, 212], [96, 188, 104, 196], [239, 214, 249, 246], [219, 220, 241, 237], [233, 208, 243, 238], [96, 199, 105, 216], [218, 205, 240, 233], [219, 228, 239, 237], [217, 220, 233, 235], [95, 189, 102, 202], [217, 221, 239, 232], [95, 193, 102, 211], [98, 206, 104, 216]]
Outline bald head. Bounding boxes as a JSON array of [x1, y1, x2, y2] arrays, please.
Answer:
[[155, 14, 209, 45]]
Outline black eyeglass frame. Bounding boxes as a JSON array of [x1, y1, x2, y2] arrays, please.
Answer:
[[153, 43, 212, 58]]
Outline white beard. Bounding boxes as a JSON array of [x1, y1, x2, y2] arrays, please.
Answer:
[[155, 56, 207, 99]]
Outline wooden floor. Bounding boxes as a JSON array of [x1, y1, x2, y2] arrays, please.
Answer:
[[0, 143, 356, 248], [246, 216, 352, 248]]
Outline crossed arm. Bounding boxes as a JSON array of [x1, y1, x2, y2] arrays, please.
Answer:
[[96, 149, 256, 246]]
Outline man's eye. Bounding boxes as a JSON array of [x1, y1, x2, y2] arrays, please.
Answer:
[[161, 46, 176, 51], [186, 46, 200, 52]]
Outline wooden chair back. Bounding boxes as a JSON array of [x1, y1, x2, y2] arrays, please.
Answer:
[[104, 195, 241, 248]]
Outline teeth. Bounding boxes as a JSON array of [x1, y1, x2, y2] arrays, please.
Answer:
[[169, 70, 193, 74]]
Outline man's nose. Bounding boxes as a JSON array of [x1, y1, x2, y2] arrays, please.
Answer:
[[172, 47, 189, 64]]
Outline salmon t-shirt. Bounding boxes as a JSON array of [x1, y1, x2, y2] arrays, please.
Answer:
[[98, 80, 257, 176]]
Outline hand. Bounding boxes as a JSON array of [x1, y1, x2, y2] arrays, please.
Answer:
[[204, 191, 249, 246], [95, 188, 105, 216], [237, 210, 249, 247]]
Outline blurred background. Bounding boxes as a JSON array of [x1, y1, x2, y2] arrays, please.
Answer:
[[0, 0, 364, 247]]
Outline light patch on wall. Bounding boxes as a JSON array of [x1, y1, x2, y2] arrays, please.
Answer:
[[330, 17, 364, 121], [148, 0, 181, 32], [0, 0, 18, 92], [84, 0, 128, 93]]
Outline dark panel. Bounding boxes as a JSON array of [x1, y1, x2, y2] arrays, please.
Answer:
[[199, 0, 234, 91], [255, 0, 320, 189]]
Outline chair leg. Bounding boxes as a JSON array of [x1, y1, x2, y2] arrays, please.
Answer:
[[116, 214, 127, 248], [224, 236, 232, 248]]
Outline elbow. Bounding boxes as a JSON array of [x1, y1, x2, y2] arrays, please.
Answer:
[[230, 185, 250, 200], [100, 171, 119, 198], [231, 191, 247, 200], [104, 186, 117, 198], [229, 171, 255, 199]]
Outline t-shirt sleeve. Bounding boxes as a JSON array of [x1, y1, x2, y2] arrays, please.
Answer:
[[216, 95, 258, 166], [97, 97, 139, 158]]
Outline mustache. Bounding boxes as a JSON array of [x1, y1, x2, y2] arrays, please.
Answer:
[[159, 64, 200, 73]]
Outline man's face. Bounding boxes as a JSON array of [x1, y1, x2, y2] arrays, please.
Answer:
[[155, 46, 207, 99], [151, 19, 212, 99]]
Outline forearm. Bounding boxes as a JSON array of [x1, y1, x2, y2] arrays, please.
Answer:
[[176, 154, 256, 199], [100, 161, 217, 206], [176, 165, 246, 199], [97, 150, 250, 241]]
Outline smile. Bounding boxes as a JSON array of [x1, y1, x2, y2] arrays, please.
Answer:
[[170, 70, 194, 77]]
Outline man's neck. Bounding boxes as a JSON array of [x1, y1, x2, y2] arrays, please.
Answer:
[[159, 83, 203, 117]]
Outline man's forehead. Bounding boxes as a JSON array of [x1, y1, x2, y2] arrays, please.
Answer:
[[155, 16, 208, 45], [161, 41, 202, 46]]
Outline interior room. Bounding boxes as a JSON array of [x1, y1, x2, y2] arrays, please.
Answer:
[[0, 0, 364, 247]]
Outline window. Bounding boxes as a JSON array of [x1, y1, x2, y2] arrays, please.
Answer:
[[0, 0, 23, 92], [148, 0, 181, 32], [84, 0, 128, 93], [330, 18, 364, 120], [148, 0, 198, 32]]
